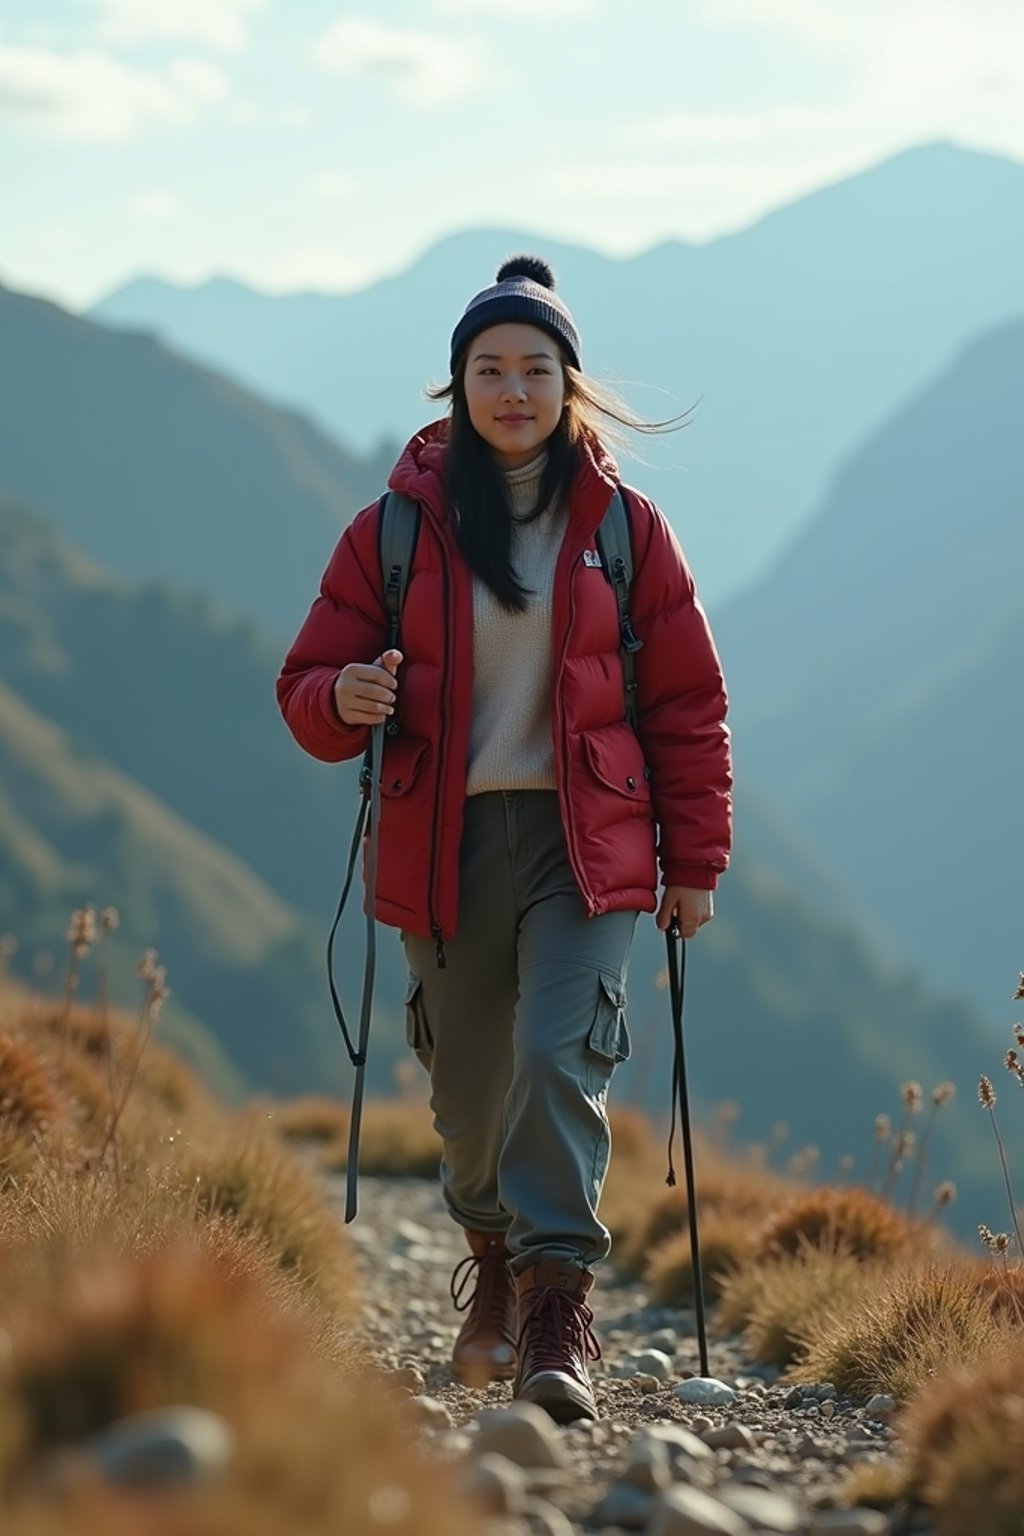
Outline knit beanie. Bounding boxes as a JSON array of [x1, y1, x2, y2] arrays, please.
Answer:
[[449, 255, 582, 374]]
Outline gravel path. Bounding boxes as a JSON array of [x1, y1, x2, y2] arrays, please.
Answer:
[[332, 1174, 922, 1536]]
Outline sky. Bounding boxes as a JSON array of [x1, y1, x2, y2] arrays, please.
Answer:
[[2, 0, 1023, 311]]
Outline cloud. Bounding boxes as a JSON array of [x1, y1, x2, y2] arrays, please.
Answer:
[[0, 45, 230, 141], [311, 17, 493, 109], [129, 191, 185, 220], [307, 169, 359, 203], [433, 0, 595, 13], [95, 0, 267, 53]]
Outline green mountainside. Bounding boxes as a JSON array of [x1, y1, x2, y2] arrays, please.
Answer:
[[0, 282, 393, 639], [716, 318, 1024, 1021], [89, 142, 1024, 606]]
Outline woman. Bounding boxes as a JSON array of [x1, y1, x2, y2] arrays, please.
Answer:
[[276, 256, 732, 1424]]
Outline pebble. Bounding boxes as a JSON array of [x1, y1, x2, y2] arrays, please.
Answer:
[[783, 1386, 805, 1409], [472, 1405, 571, 1471], [521, 1497, 576, 1535], [647, 1483, 752, 1536], [649, 1328, 680, 1353], [701, 1422, 756, 1452], [719, 1485, 806, 1532], [865, 1394, 897, 1418], [49, 1406, 235, 1490], [460, 1453, 528, 1516], [809, 1512, 890, 1535], [591, 1479, 658, 1530], [627, 1348, 674, 1380], [820, 1401, 837, 1420], [620, 1436, 673, 1493], [408, 1395, 453, 1431], [674, 1378, 737, 1406]]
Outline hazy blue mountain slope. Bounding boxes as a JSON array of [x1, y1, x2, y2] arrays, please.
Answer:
[[91, 142, 1024, 605], [716, 319, 1024, 1018], [0, 283, 392, 638]]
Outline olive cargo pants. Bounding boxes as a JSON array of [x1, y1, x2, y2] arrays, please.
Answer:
[[402, 790, 638, 1273]]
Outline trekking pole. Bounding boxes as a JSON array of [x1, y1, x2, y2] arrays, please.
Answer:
[[665, 917, 710, 1377], [325, 720, 384, 1225]]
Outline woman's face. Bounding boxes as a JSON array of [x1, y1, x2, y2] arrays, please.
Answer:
[[462, 322, 566, 468]]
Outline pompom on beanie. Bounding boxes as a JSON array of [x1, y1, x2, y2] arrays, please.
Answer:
[[449, 255, 582, 374]]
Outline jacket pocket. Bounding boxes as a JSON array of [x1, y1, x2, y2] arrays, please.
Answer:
[[381, 735, 428, 798], [404, 971, 434, 1067], [587, 971, 632, 1064], [581, 725, 651, 804]]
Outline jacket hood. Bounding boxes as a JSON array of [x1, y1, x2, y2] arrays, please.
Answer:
[[388, 419, 621, 533]]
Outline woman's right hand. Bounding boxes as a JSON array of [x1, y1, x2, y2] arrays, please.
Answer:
[[333, 649, 403, 725]]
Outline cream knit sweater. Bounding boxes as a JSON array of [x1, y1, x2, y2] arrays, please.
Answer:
[[465, 452, 566, 795]]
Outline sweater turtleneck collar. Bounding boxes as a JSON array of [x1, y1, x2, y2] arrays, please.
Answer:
[[502, 449, 549, 521]]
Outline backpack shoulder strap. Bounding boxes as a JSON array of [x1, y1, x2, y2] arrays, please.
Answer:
[[594, 487, 643, 733], [377, 490, 421, 652]]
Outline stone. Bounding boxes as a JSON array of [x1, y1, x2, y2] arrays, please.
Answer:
[[635, 1373, 663, 1393], [701, 1422, 756, 1451], [387, 1364, 426, 1396], [60, 1406, 234, 1489], [472, 1404, 571, 1471], [820, 1401, 836, 1420], [719, 1485, 806, 1532], [647, 1483, 752, 1536], [521, 1496, 576, 1535], [620, 1436, 673, 1493], [783, 1386, 805, 1409], [796, 1434, 830, 1460], [628, 1348, 674, 1380], [393, 1217, 432, 1248], [674, 1377, 736, 1407], [409, 1395, 453, 1430], [591, 1480, 657, 1530], [638, 1423, 717, 1469], [460, 1453, 528, 1517], [865, 1394, 897, 1418], [649, 1328, 680, 1353], [815, 1383, 838, 1401], [810, 1513, 889, 1536]]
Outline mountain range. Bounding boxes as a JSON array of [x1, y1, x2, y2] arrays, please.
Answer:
[[90, 141, 1024, 608], [716, 317, 1024, 1020]]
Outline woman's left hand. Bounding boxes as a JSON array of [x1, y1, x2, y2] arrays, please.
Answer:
[[656, 886, 714, 938]]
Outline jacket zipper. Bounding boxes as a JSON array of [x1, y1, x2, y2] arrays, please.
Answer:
[[428, 544, 451, 969], [558, 546, 597, 914]]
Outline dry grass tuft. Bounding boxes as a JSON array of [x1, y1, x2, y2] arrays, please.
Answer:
[[0, 1033, 66, 1140], [612, 1148, 800, 1279], [717, 1246, 887, 1366], [756, 1184, 926, 1263], [901, 1339, 1024, 1536], [840, 1458, 913, 1511], [319, 1097, 440, 1180], [267, 1094, 349, 1144], [644, 1208, 761, 1306], [792, 1264, 1019, 1400], [0, 1240, 477, 1536], [171, 1114, 357, 1317]]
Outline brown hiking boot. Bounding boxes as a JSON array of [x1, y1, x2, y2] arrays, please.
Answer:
[[449, 1231, 517, 1387], [512, 1258, 601, 1423]]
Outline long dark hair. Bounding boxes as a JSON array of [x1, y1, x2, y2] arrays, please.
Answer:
[[426, 356, 696, 612]]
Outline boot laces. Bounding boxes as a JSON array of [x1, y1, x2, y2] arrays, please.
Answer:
[[450, 1245, 512, 1320], [518, 1286, 602, 1371]]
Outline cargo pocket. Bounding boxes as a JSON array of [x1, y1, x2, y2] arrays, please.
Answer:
[[587, 972, 631, 1066], [404, 971, 434, 1071]]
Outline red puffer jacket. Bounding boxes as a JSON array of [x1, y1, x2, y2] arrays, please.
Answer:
[[277, 422, 732, 944]]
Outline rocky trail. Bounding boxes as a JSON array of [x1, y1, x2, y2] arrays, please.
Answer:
[[334, 1174, 919, 1536]]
